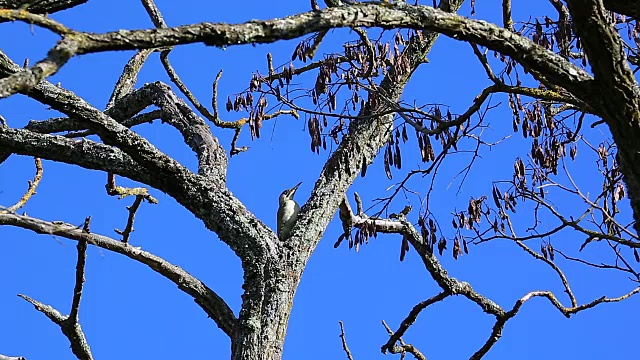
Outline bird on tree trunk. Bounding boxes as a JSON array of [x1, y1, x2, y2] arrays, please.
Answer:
[[277, 182, 302, 240]]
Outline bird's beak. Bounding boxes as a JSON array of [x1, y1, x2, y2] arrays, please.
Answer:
[[289, 182, 302, 196]]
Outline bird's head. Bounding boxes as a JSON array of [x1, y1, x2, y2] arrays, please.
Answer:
[[279, 182, 302, 204]]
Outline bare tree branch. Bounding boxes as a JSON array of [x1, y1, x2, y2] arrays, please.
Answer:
[[338, 321, 354, 360], [381, 291, 449, 354], [0, 5, 594, 100], [339, 192, 640, 357], [1, 157, 42, 214], [17, 236, 94, 360], [68, 238, 87, 324], [1, 212, 237, 337], [18, 293, 93, 360], [513, 240, 578, 307], [0, 0, 87, 15], [382, 320, 426, 360], [114, 195, 145, 244]]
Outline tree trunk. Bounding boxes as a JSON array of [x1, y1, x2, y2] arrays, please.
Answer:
[[565, 0, 640, 236], [231, 258, 303, 360]]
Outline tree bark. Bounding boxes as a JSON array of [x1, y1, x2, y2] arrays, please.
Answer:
[[0, 0, 87, 14], [566, 0, 640, 236], [231, 260, 301, 360]]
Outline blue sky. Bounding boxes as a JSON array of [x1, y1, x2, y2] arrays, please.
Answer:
[[1, 0, 639, 359]]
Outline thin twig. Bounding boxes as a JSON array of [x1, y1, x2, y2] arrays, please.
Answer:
[[513, 240, 577, 307], [338, 321, 354, 360], [115, 195, 144, 244], [2, 158, 43, 214], [382, 320, 426, 360], [17, 236, 94, 360], [381, 291, 449, 353], [69, 238, 88, 323]]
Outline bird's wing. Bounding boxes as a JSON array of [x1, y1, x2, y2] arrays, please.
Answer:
[[277, 205, 285, 237]]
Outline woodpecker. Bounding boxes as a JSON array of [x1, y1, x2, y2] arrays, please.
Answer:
[[277, 182, 302, 240]]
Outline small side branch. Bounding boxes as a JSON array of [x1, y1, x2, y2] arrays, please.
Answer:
[[114, 195, 144, 244], [513, 240, 577, 307], [338, 321, 355, 360], [0, 0, 87, 14], [565, 287, 640, 314], [0, 9, 72, 35], [502, 0, 513, 30], [338, 195, 503, 316], [17, 294, 65, 325], [160, 53, 298, 156], [394, 84, 495, 136], [469, 42, 584, 107], [381, 291, 450, 354], [381, 320, 426, 360], [69, 238, 88, 323], [64, 111, 163, 139], [106, 173, 156, 244], [1, 157, 43, 214], [106, 49, 153, 109], [141, 0, 167, 28], [0, 36, 77, 99], [106, 172, 158, 204], [471, 286, 640, 359], [18, 236, 93, 360], [19, 294, 93, 360]]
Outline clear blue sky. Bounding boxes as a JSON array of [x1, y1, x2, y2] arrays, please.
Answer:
[[1, 1, 638, 359]]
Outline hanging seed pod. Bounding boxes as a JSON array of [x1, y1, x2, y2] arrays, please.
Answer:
[[437, 237, 447, 256], [400, 235, 409, 261], [226, 96, 233, 112], [514, 158, 525, 180], [361, 156, 368, 177], [453, 237, 461, 259], [492, 185, 502, 209], [425, 137, 435, 162], [292, 42, 301, 61], [308, 116, 318, 153], [394, 142, 402, 169], [254, 115, 263, 139], [384, 146, 392, 179], [233, 95, 242, 111]]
